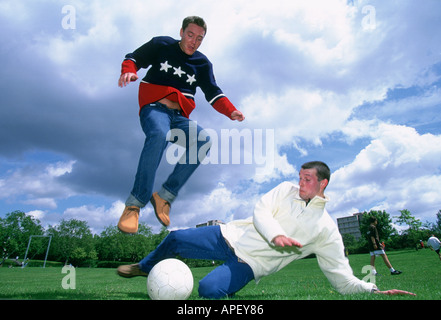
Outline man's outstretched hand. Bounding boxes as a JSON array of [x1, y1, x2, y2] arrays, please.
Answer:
[[272, 235, 303, 248], [271, 237, 415, 296], [375, 289, 416, 296], [118, 72, 139, 87], [231, 110, 245, 122]]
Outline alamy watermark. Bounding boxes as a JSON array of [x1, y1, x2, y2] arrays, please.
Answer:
[[61, 265, 76, 289], [361, 265, 376, 285], [61, 5, 76, 30], [349, 1, 377, 30], [165, 124, 275, 177], [361, 5, 376, 30]]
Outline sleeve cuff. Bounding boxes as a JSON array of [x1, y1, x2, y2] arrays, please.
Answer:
[[371, 285, 379, 293], [212, 96, 237, 119], [121, 59, 138, 75]]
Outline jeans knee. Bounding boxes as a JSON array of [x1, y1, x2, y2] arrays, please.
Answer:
[[160, 230, 180, 253], [198, 277, 226, 299], [166, 230, 179, 244]]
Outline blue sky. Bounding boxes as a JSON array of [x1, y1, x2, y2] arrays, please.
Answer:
[[1, 0, 440, 234]]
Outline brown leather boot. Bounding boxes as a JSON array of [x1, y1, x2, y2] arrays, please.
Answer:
[[150, 192, 171, 227], [116, 264, 148, 278], [117, 206, 140, 234]]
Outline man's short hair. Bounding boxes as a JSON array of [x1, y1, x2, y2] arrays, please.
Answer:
[[182, 16, 207, 34], [301, 161, 331, 183]]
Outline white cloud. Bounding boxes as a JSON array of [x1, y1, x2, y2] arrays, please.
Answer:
[[168, 181, 262, 231], [26, 210, 46, 221], [252, 152, 296, 183], [24, 198, 58, 209], [0, 160, 76, 209], [241, 88, 354, 145], [61, 200, 125, 233], [328, 123, 441, 220]]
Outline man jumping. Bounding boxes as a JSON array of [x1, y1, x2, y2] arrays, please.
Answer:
[[117, 16, 245, 233]]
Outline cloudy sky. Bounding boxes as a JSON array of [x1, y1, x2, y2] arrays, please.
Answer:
[[1, 0, 440, 234]]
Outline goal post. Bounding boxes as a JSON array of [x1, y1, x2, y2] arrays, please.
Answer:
[[23, 235, 52, 268]]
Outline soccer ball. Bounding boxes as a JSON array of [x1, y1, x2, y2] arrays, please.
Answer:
[[147, 258, 194, 300]]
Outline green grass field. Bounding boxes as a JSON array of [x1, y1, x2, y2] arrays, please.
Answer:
[[1, 249, 440, 300]]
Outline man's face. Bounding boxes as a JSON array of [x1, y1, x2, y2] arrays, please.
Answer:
[[298, 168, 328, 202], [179, 23, 205, 55]]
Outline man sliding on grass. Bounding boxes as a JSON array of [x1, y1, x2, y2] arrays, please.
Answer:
[[117, 161, 415, 299]]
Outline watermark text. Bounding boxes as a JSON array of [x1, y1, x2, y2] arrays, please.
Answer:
[[165, 125, 275, 177], [61, 265, 76, 289]]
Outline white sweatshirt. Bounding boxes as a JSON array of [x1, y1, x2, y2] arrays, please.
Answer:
[[220, 181, 375, 294]]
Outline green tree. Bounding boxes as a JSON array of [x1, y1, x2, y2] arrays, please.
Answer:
[[47, 219, 94, 264], [96, 223, 157, 262], [395, 209, 422, 231], [418, 210, 441, 237], [0, 211, 44, 264], [360, 210, 396, 245], [70, 247, 87, 266], [153, 226, 170, 247], [394, 209, 426, 248]]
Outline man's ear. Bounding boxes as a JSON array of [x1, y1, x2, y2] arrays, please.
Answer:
[[180, 28, 184, 38], [320, 179, 329, 191]]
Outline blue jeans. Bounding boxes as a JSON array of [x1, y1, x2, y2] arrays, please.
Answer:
[[139, 226, 255, 299], [126, 103, 211, 207]]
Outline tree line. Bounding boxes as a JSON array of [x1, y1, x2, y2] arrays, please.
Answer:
[[342, 209, 441, 254], [0, 210, 169, 267], [1, 208, 441, 267]]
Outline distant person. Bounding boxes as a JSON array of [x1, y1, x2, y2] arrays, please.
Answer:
[[117, 161, 414, 298], [117, 16, 245, 233], [366, 216, 402, 275], [427, 235, 441, 261]]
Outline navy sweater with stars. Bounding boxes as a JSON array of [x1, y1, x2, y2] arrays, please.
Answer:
[[121, 36, 237, 119]]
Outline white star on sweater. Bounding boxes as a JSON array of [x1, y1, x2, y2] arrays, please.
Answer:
[[186, 74, 196, 85], [160, 61, 172, 72], [173, 66, 186, 78]]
